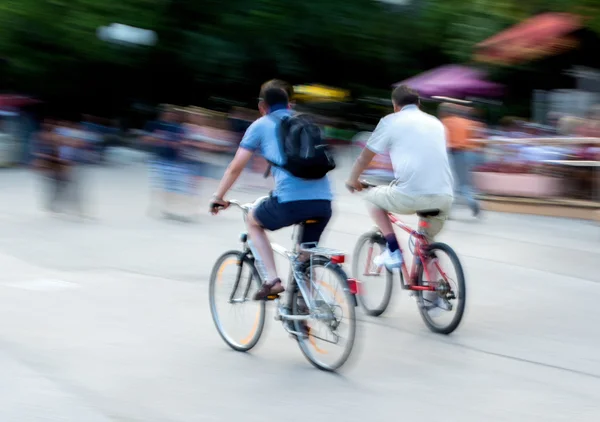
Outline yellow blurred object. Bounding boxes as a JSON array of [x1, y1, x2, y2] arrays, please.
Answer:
[[293, 84, 350, 103]]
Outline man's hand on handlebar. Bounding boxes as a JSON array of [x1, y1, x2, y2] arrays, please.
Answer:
[[209, 196, 230, 215], [345, 179, 364, 193], [346, 179, 376, 193]]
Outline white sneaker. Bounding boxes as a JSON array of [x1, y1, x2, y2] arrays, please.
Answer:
[[373, 249, 403, 270]]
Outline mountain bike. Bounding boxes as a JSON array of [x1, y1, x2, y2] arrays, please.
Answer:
[[209, 197, 358, 371], [352, 182, 466, 334]]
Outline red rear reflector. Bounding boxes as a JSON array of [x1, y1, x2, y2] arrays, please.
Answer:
[[347, 278, 360, 295], [418, 221, 429, 228], [330, 255, 345, 264]]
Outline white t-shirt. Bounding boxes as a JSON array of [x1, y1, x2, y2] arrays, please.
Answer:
[[366, 105, 454, 197]]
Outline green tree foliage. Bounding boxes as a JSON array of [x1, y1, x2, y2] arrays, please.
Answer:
[[0, 0, 596, 111], [0, 0, 163, 100]]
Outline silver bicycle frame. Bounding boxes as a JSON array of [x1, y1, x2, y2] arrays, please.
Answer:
[[228, 199, 341, 317]]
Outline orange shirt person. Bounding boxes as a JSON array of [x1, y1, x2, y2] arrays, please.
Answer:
[[442, 110, 474, 151], [441, 105, 481, 217]]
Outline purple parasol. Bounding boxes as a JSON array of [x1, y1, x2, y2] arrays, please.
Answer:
[[394, 65, 503, 98]]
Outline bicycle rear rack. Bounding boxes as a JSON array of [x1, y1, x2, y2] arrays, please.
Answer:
[[299, 243, 345, 257]]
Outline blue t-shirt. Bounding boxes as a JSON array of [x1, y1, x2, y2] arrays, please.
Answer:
[[239, 109, 333, 203], [154, 122, 185, 161]]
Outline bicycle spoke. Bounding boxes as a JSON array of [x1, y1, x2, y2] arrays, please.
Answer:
[[353, 233, 393, 316], [416, 243, 466, 335], [210, 251, 266, 351], [293, 256, 356, 371]]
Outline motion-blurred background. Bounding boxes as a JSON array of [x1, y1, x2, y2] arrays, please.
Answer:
[[0, 0, 599, 220], [1, 2, 600, 420]]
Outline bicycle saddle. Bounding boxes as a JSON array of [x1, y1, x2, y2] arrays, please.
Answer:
[[416, 209, 440, 218]]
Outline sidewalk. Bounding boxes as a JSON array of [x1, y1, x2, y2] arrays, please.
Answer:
[[481, 195, 600, 221]]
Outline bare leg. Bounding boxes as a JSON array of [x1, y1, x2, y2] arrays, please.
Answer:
[[368, 204, 394, 237], [247, 210, 278, 282]]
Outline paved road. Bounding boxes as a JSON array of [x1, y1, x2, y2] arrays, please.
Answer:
[[0, 162, 599, 422]]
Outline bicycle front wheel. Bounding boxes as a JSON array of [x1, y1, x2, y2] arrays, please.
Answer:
[[415, 242, 466, 335], [352, 231, 394, 317], [292, 256, 357, 372], [209, 250, 266, 351]]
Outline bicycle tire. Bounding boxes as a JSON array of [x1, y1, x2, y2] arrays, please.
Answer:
[[292, 256, 357, 372], [209, 250, 266, 351], [415, 242, 466, 335], [352, 231, 394, 317]]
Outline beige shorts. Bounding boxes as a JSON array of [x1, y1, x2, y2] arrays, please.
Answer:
[[365, 185, 453, 240]]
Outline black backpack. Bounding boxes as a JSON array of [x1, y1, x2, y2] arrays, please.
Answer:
[[265, 113, 336, 180]]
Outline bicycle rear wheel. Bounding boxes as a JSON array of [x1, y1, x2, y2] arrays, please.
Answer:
[[209, 250, 266, 351], [352, 231, 394, 317], [292, 256, 357, 372], [415, 243, 466, 335]]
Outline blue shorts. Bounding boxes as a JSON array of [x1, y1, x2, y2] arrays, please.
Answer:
[[149, 159, 188, 193], [253, 196, 332, 244]]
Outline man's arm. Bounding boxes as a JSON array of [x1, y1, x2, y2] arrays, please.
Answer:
[[347, 148, 377, 190], [346, 118, 389, 190], [212, 120, 260, 210], [213, 147, 253, 199]]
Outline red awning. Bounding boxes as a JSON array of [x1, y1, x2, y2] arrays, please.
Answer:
[[475, 13, 582, 65]]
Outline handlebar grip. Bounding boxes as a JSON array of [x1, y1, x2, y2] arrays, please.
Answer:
[[210, 201, 226, 211], [345, 180, 377, 193], [359, 180, 377, 189]]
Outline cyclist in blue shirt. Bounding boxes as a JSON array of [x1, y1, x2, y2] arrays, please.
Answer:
[[210, 80, 333, 300]]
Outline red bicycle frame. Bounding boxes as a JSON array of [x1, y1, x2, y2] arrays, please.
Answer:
[[363, 213, 446, 292]]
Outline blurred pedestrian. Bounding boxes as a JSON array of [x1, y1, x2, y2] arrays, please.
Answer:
[[182, 111, 235, 218], [182, 111, 211, 218], [146, 106, 187, 218], [441, 104, 481, 217], [54, 121, 88, 218], [33, 119, 61, 213], [81, 114, 107, 163], [33, 119, 76, 214], [468, 108, 488, 170]]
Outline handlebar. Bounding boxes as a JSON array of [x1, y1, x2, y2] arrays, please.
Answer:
[[210, 199, 249, 214], [210, 196, 269, 214], [227, 199, 250, 213], [360, 180, 378, 189], [346, 180, 378, 192]]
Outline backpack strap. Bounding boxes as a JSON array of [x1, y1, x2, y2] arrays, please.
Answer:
[[262, 114, 278, 178], [263, 162, 272, 179], [262, 113, 291, 178]]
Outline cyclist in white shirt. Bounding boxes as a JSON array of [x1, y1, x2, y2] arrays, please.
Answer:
[[346, 85, 454, 269]]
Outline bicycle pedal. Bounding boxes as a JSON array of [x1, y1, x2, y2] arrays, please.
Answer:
[[266, 294, 280, 301]]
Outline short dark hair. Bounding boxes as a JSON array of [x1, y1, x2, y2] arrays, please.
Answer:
[[259, 79, 290, 107], [392, 85, 419, 108]]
